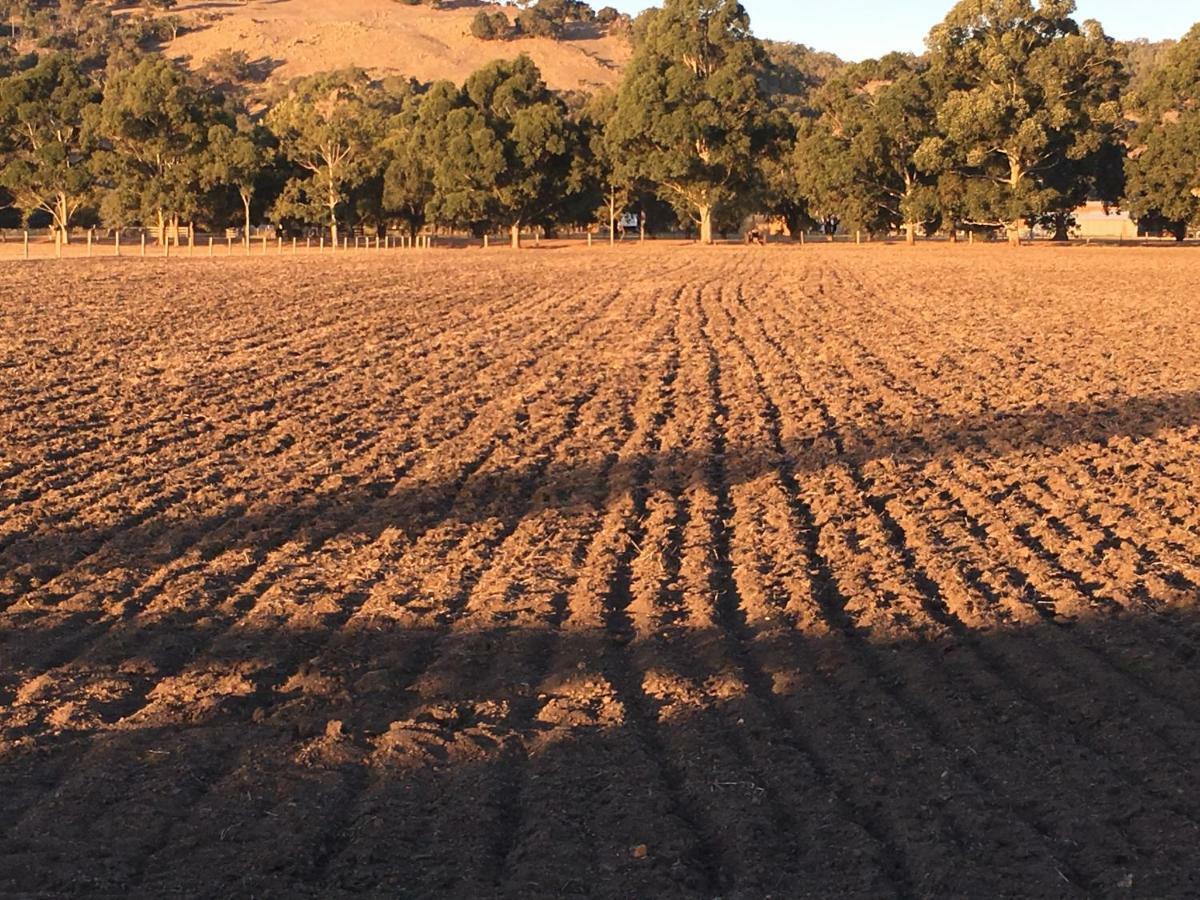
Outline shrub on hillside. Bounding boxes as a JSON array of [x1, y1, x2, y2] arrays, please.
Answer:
[[471, 10, 512, 41]]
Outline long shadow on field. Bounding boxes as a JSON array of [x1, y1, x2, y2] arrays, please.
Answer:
[[2, 386, 1199, 595], [2, 612, 1200, 898]]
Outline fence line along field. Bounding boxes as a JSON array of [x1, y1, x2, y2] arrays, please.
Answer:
[[4, 245, 1200, 897]]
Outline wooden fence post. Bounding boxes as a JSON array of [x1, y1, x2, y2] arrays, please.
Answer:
[[23, 230, 29, 259], [209, 236, 214, 257], [87, 228, 93, 257], [292, 237, 297, 255], [141, 231, 146, 258], [115, 230, 120, 257]]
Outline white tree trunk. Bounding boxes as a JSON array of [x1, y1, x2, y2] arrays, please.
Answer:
[[699, 205, 713, 245]]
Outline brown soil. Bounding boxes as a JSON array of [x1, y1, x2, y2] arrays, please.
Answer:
[[3, 244, 1200, 897]]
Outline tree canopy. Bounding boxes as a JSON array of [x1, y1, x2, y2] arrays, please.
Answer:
[[1125, 26, 1200, 239], [267, 69, 386, 245], [607, 0, 784, 243], [0, 53, 99, 239]]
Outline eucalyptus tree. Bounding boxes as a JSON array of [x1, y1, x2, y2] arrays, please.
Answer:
[[917, 0, 1127, 244], [202, 113, 272, 246], [91, 54, 215, 242], [1125, 25, 1200, 239], [267, 68, 386, 245], [0, 53, 99, 242], [426, 55, 578, 247], [607, 0, 784, 243], [798, 53, 938, 241]]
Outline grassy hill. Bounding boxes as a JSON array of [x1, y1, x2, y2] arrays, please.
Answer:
[[164, 0, 632, 93]]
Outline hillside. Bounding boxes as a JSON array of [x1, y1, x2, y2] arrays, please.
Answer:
[[163, 0, 631, 93]]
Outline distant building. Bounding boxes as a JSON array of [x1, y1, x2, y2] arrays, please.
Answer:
[[1074, 201, 1138, 240]]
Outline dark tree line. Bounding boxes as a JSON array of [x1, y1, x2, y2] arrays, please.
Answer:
[[1, 0, 1198, 245]]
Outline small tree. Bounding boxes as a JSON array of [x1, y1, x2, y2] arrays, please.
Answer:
[[0, 53, 99, 243], [202, 115, 272, 246], [607, 0, 783, 243], [471, 10, 512, 41], [267, 69, 385, 245]]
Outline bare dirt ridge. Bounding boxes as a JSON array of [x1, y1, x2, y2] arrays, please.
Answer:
[[164, 0, 631, 92], [3, 245, 1200, 897]]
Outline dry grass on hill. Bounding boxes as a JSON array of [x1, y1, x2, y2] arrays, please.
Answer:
[[164, 0, 631, 92]]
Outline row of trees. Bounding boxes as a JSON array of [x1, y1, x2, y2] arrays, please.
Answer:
[[1, 0, 1199, 246]]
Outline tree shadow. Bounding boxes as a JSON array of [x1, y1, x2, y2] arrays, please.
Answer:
[[3, 386, 1198, 597], [2, 611, 1200, 897]]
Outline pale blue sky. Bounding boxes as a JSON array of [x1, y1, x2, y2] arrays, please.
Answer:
[[607, 1, 1198, 60]]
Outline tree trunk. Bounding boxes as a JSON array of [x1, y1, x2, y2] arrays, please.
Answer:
[[608, 188, 616, 247], [905, 221, 916, 245], [1051, 213, 1070, 242], [156, 209, 166, 246], [786, 208, 806, 241], [510, 223, 521, 249], [698, 205, 713, 245], [55, 194, 70, 245], [1008, 157, 1024, 247], [243, 190, 252, 249]]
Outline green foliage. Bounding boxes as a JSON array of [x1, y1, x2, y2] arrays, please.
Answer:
[[0, 52, 99, 234], [917, 0, 1127, 240], [90, 54, 215, 232], [202, 113, 272, 238], [1122, 38, 1179, 110], [607, 0, 784, 242], [1126, 110, 1200, 236], [266, 69, 386, 242], [381, 81, 437, 237], [797, 53, 938, 237], [761, 39, 846, 114], [1126, 26, 1200, 237], [1132, 24, 1200, 117], [0, 1, 1195, 247], [471, 11, 512, 42], [425, 55, 580, 242]]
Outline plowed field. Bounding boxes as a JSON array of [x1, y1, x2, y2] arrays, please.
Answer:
[[3, 245, 1200, 898]]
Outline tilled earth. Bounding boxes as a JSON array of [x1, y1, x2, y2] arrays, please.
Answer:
[[3, 245, 1200, 898]]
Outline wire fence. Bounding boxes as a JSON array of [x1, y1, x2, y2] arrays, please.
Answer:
[[1, 226, 1197, 262]]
